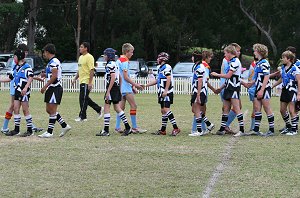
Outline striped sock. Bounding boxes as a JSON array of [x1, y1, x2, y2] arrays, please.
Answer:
[[103, 113, 110, 132], [291, 115, 298, 133], [202, 114, 212, 127], [14, 114, 21, 132], [220, 114, 228, 131], [118, 111, 130, 130], [196, 116, 202, 133], [282, 111, 291, 129], [25, 114, 33, 132], [237, 113, 244, 132], [267, 114, 274, 133], [47, 114, 57, 134], [166, 111, 178, 129], [254, 112, 262, 132], [161, 114, 168, 131], [56, 112, 67, 128]]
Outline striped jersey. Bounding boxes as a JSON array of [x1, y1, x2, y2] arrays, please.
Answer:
[[105, 60, 120, 88], [224, 57, 242, 91], [11, 62, 33, 95], [192, 62, 207, 95], [281, 64, 300, 92], [254, 59, 271, 92], [157, 63, 174, 96], [46, 57, 62, 87]]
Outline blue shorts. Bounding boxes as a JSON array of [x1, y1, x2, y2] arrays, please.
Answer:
[[248, 90, 255, 101], [122, 91, 134, 97]]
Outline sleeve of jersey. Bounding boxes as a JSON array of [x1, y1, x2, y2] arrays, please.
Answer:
[[50, 62, 59, 71], [26, 68, 34, 77], [163, 65, 172, 76], [120, 62, 129, 72], [229, 62, 238, 72], [88, 55, 95, 70], [196, 66, 204, 78], [261, 63, 270, 75], [293, 66, 300, 76], [107, 63, 116, 73]]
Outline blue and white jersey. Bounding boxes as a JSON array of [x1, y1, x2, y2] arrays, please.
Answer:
[[254, 59, 271, 92], [157, 63, 174, 97], [105, 60, 120, 88], [46, 57, 62, 87], [12, 62, 33, 95], [294, 59, 300, 69], [192, 62, 207, 95], [117, 56, 132, 93], [281, 64, 300, 92], [224, 57, 242, 91]]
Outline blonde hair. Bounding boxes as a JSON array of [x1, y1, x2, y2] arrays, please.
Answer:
[[282, 50, 295, 63], [202, 50, 213, 60], [224, 45, 237, 56], [253, 43, 268, 58], [229, 43, 241, 51], [122, 43, 134, 54]]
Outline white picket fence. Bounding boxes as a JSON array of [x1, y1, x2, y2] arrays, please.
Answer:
[[0, 75, 277, 96]]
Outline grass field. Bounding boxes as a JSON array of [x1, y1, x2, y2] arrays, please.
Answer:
[[0, 91, 299, 197]]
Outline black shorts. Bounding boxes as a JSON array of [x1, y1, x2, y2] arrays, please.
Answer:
[[104, 86, 121, 104], [158, 92, 173, 108], [223, 89, 240, 101], [44, 86, 63, 104], [255, 87, 271, 100], [280, 88, 296, 103], [14, 90, 30, 102], [190, 92, 207, 106]]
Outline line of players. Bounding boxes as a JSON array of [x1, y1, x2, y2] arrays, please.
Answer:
[[1, 42, 299, 137]]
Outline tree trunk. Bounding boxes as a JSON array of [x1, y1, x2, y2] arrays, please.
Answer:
[[87, 0, 97, 55], [75, 0, 81, 59], [239, 0, 277, 56], [28, 0, 38, 55]]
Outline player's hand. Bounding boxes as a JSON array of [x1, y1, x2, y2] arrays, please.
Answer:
[[133, 87, 138, 94], [162, 91, 168, 98], [135, 83, 143, 90], [211, 72, 218, 77], [41, 86, 47, 94], [140, 84, 146, 90], [40, 70, 46, 78], [88, 83, 93, 91], [213, 89, 219, 94], [21, 88, 27, 96], [257, 90, 263, 99], [105, 93, 110, 101]]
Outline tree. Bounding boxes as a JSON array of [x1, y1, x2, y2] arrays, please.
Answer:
[[0, 1, 24, 52], [239, 0, 277, 57], [27, 0, 38, 54]]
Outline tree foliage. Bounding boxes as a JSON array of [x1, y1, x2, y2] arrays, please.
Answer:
[[1, 0, 300, 67]]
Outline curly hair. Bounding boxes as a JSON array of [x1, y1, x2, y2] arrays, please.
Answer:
[[253, 43, 268, 58]]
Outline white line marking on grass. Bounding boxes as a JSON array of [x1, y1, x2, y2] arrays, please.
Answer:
[[202, 109, 248, 198]]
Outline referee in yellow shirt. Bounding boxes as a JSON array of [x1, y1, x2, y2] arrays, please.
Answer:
[[72, 42, 103, 121]]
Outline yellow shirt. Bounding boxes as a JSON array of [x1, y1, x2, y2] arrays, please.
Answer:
[[78, 53, 95, 84]]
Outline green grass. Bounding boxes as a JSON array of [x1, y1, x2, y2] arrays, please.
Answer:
[[0, 91, 299, 197]]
